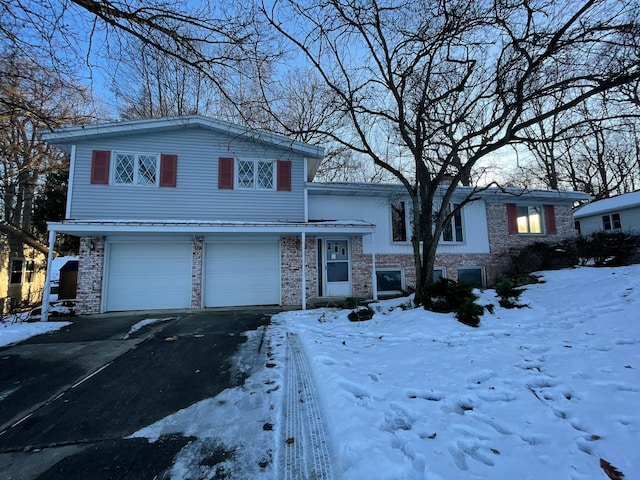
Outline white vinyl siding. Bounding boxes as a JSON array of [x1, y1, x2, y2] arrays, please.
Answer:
[[69, 128, 305, 222], [308, 193, 490, 254], [105, 241, 192, 311], [204, 240, 280, 307]]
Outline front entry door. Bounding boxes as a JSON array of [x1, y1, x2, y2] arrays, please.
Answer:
[[324, 239, 351, 296]]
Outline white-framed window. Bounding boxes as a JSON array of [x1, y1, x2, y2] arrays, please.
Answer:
[[237, 159, 275, 190], [9, 258, 24, 284], [113, 152, 159, 186], [602, 213, 622, 230], [391, 200, 409, 242], [24, 260, 35, 283], [376, 268, 405, 294], [457, 267, 485, 288], [433, 268, 446, 282], [517, 205, 543, 234], [442, 203, 464, 243]]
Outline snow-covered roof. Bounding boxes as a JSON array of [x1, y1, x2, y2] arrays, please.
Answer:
[[574, 191, 640, 219]]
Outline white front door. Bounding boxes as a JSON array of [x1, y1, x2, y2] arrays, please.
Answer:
[[324, 239, 351, 296]]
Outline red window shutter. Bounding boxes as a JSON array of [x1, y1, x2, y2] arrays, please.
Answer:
[[218, 157, 234, 189], [544, 204, 557, 234], [160, 154, 178, 187], [507, 203, 518, 234], [91, 150, 110, 184], [277, 160, 292, 191]]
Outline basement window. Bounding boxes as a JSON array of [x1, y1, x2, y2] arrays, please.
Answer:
[[457, 267, 484, 289], [376, 269, 405, 294]]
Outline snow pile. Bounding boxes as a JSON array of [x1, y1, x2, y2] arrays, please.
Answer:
[[122, 317, 175, 339], [0, 318, 70, 347], [271, 265, 640, 479]]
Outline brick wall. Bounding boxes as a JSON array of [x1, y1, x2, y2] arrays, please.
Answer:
[[485, 202, 576, 280], [76, 236, 105, 314], [351, 235, 373, 298], [191, 236, 203, 308], [281, 235, 319, 307]]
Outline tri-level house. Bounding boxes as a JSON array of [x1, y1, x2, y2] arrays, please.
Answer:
[[40, 116, 589, 318]]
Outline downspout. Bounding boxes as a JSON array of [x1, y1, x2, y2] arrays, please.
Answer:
[[303, 158, 309, 222], [302, 158, 308, 309], [301, 231, 307, 310], [371, 231, 378, 301], [41, 229, 56, 321]]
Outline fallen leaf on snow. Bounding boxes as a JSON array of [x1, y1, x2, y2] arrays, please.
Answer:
[[600, 458, 625, 479]]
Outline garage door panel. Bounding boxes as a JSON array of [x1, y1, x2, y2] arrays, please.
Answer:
[[106, 242, 192, 311], [205, 241, 280, 307]]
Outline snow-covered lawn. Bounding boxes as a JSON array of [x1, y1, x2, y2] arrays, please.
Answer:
[[270, 265, 640, 479], [0, 314, 69, 347], [4, 265, 637, 479]]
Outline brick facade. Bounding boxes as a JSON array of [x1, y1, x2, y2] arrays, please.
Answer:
[[72, 203, 577, 313], [191, 236, 203, 308], [281, 235, 319, 307], [76, 236, 105, 314]]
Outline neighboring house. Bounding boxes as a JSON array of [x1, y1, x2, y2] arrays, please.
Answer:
[[573, 191, 640, 235], [40, 116, 589, 317], [0, 221, 49, 314]]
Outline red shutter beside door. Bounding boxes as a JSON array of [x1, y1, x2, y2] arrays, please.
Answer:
[[160, 154, 178, 187], [507, 203, 518, 234], [218, 157, 234, 189], [544, 204, 557, 235], [277, 160, 292, 191], [91, 150, 110, 184]]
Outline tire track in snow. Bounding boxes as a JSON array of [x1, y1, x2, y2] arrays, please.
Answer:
[[281, 332, 334, 480]]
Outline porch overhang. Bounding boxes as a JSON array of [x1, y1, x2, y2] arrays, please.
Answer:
[[46, 219, 376, 236]]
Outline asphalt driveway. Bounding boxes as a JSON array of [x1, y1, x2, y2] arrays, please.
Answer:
[[0, 308, 276, 479]]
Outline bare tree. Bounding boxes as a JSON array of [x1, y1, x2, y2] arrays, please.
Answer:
[[262, 0, 640, 306], [516, 91, 640, 197], [0, 50, 93, 232]]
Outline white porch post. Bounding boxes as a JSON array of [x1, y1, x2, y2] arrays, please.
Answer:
[[301, 232, 307, 310], [41, 229, 56, 321], [371, 232, 378, 301]]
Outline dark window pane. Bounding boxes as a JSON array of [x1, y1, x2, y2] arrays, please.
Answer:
[[327, 262, 349, 282], [10, 259, 23, 284], [457, 268, 483, 288], [391, 201, 407, 242], [433, 269, 444, 281], [602, 215, 612, 230], [612, 213, 622, 229], [377, 270, 402, 292]]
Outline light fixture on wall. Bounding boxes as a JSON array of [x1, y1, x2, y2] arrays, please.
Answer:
[[90, 240, 96, 251]]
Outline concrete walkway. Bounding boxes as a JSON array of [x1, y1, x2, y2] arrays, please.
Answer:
[[281, 332, 335, 480]]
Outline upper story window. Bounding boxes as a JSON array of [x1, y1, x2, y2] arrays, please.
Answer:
[[113, 152, 159, 186], [602, 213, 621, 230], [442, 203, 463, 243], [237, 160, 275, 190], [391, 200, 409, 242]]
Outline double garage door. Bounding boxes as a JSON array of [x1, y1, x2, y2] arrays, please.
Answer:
[[105, 240, 280, 311]]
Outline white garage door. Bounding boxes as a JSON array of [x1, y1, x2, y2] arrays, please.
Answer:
[[204, 241, 280, 307], [106, 242, 192, 311]]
